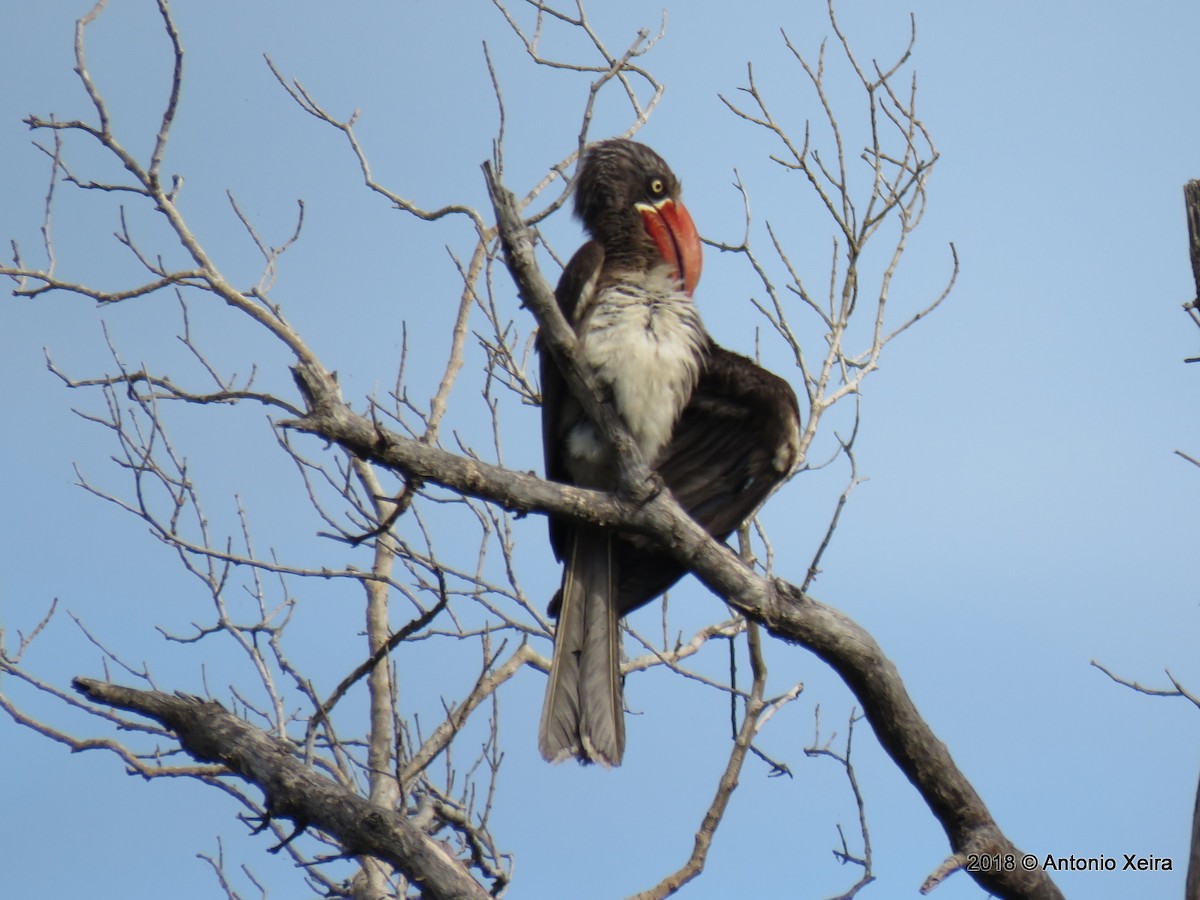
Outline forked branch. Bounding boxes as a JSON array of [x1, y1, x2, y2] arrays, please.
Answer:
[[478, 160, 1061, 900], [72, 678, 492, 900]]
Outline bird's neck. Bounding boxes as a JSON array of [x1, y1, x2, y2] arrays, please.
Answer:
[[571, 270, 707, 469]]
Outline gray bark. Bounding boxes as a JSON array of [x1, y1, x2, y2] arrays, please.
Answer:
[[72, 678, 489, 900]]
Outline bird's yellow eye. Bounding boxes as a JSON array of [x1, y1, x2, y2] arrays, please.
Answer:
[[649, 177, 665, 196]]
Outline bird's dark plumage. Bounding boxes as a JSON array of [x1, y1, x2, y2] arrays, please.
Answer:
[[538, 138, 800, 767]]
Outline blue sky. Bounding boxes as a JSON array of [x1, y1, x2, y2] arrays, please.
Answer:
[[3, 2, 1199, 898]]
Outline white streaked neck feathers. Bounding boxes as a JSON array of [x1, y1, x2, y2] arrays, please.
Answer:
[[567, 266, 705, 476]]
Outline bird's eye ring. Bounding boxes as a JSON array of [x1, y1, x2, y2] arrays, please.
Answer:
[[649, 177, 665, 196]]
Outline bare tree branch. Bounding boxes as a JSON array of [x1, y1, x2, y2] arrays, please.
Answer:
[[807, 707, 874, 899], [479, 155, 1062, 900], [72, 678, 492, 900], [1091, 660, 1200, 712]]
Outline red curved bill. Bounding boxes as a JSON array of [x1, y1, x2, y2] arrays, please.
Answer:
[[638, 198, 703, 297]]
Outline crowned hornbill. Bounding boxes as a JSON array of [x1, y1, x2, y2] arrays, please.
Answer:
[[539, 139, 801, 766]]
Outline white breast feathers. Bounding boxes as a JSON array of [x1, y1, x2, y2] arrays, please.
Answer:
[[569, 268, 705, 470]]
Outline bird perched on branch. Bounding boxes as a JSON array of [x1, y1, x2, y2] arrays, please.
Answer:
[[538, 138, 800, 767]]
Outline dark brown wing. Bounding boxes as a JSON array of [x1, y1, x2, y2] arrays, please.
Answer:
[[609, 344, 801, 615], [542, 241, 605, 562]]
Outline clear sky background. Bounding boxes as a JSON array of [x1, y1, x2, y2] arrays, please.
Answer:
[[3, 2, 1199, 898]]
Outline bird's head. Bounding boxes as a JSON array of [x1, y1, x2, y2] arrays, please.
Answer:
[[573, 138, 703, 297]]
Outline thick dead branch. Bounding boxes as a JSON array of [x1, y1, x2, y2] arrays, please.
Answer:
[[72, 678, 490, 900], [296, 302, 1061, 898], [1182, 181, 1200, 363], [1183, 180, 1200, 305], [474, 167, 1061, 900], [288, 359, 631, 528], [1190, 767, 1200, 900], [282, 160, 1061, 899]]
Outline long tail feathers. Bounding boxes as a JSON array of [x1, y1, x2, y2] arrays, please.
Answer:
[[538, 527, 625, 766]]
